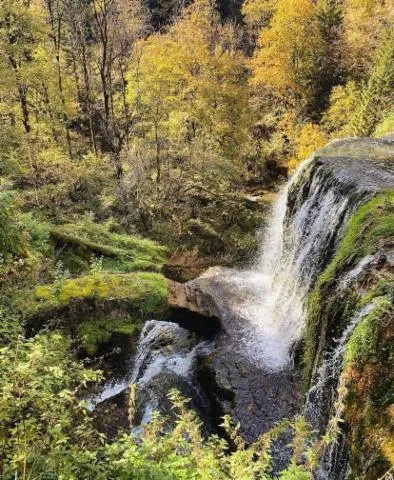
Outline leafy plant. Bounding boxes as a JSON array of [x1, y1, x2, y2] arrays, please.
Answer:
[[0, 192, 25, 260]]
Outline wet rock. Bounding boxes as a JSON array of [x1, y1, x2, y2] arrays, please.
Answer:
[[94, 388, 130, 439], [167, 267, 230, 319], [168, 266, 303, 443], [129, 321, 214, 432], [132, 370, 213, 434], [167, 268, 232, 336], [92, 321, 215, 436], [197, 346, 301, 444], [167, 266, 251, 329]]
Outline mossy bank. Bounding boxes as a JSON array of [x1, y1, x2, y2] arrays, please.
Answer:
[[304, 190, 394, 479]]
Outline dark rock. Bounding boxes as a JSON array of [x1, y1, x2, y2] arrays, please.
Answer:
[[132, 370, 213, 435], [93, 388, 130, 439], [197, 346, 301, 444]]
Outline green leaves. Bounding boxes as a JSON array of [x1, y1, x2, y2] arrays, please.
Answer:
[[0, 191, 25, 259], [0, 330, 339, 480], [0, 332, 102, 479]]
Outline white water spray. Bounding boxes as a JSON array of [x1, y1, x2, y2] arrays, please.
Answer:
[[228, 184, 301, 369], [225, 167, 308, 370], [88, 321, 211, 408]]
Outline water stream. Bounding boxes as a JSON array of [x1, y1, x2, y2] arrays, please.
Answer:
[[88, 320, 211, 409]]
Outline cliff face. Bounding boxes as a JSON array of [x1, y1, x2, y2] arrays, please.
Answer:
[[299, 138, 394, 479]]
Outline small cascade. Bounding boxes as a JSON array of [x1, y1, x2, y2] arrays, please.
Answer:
[[130, 320, 204, 386], [305, 303, 374, 480], [89, 321, 212, 418], [305, 304, 374, 428], [129, 321, 213, 429]]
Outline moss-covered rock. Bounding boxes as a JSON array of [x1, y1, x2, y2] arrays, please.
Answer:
[[344, 297, 393, 479], [304, 190, 394, 385], [76, 316, 142, 357], [24, 272, 168, 326]]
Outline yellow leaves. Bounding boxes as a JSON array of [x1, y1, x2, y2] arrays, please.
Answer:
[[289, 122, 327, 171], [35, 285, 53, 301], [275, 113, 327, 170], [343, 0, 394, 74], [242, 0, 276, 29], [126, 0, 248, 164], [323, 81, 360, 135], [250, 0, 321, 97], [374, 110, 394, 138]]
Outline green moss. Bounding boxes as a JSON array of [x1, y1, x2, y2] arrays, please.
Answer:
[[26, 272, 168, 318], [318, 191, 394, 282], [345, 297, 392, 366], [77, 317, 141, 356], [51, 220, 168, 274], [303, 190, 394, 386], [302, 189, 394, 477], [358, 278, 394, 307]]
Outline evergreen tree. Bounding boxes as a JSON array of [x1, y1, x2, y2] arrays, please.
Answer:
[[346, 28, 394, 137]]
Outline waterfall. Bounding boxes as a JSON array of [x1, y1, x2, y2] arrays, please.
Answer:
[[226, 159, 351, 370], [226, 140, 392, 371], [305, 303, 374, 428], [227, 181, 302, 370], [305, 303, 374, 480]]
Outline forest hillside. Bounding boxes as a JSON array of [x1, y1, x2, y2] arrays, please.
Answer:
[[0, 1, 393, 479]]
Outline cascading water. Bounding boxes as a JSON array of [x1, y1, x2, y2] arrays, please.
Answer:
[[89, 320, 212, 411], [305, 303, 374, 480], [305, 303, 374, 427], [130, 320, 212, 387], [225, 160, 352, 370], [224, 183, 301, 369]]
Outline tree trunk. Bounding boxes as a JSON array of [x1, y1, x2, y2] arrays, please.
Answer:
[[46, 0, 72, 157], [8, 55, 31, 134]]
